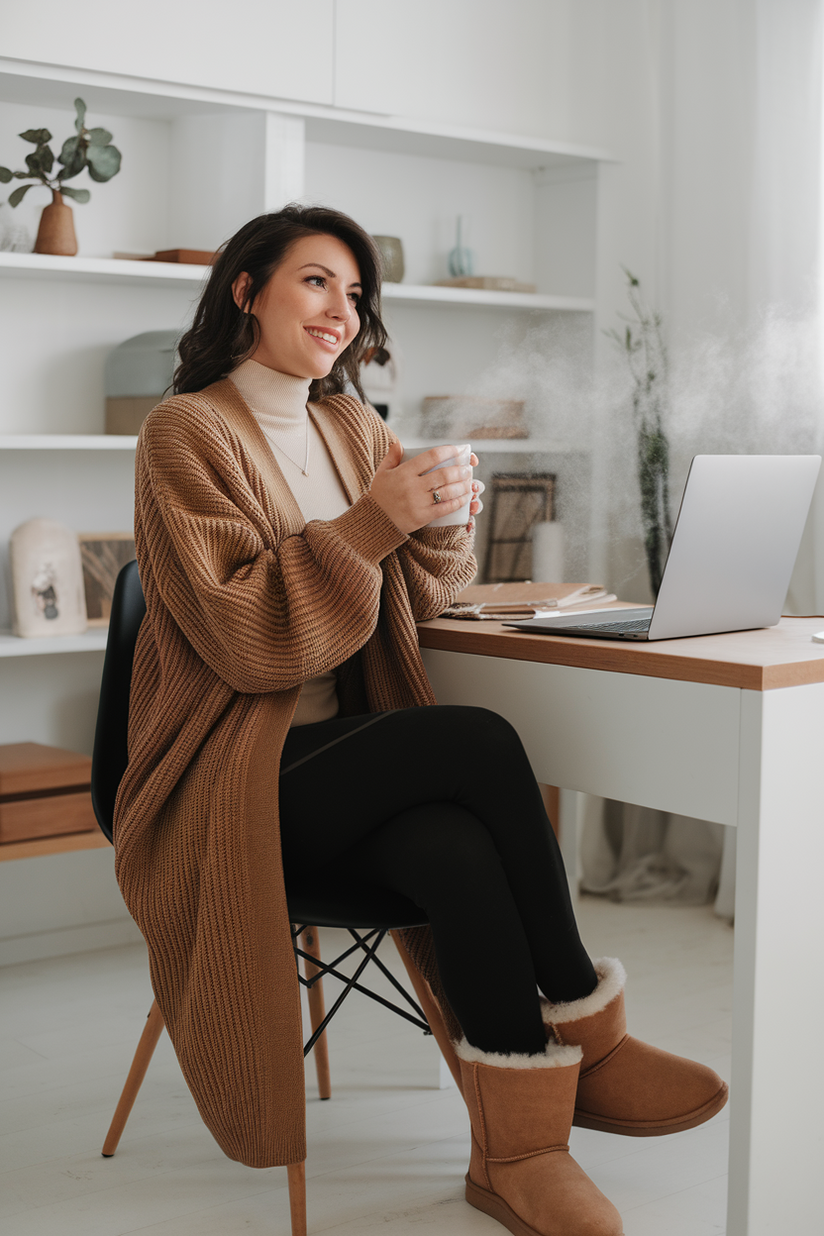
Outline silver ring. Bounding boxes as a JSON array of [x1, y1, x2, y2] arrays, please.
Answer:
[[432, 491, 442, 505]]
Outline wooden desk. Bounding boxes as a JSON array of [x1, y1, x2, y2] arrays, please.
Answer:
[[418, 611, 824, 1236]]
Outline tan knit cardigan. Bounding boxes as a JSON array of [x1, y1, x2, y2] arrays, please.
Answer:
[[114, 379, 476, 1169]]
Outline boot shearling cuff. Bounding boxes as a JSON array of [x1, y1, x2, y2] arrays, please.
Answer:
[[540, 957, 627, 1025], [454, 1037, 583, 1070]]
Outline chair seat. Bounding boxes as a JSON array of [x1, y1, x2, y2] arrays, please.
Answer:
[[287, 880, 427, 930]]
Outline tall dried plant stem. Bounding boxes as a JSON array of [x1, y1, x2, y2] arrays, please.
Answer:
[[606, 271, 674, 596]]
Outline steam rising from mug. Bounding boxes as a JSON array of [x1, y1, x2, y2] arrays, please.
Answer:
[[452, 307, 822, 591]]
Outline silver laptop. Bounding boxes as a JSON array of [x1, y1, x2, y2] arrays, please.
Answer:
[[505, 454, 821, 642]]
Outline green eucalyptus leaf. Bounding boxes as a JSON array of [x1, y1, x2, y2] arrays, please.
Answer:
[[25, 144, 54, 176], [8, 182, 35, 207], [74, 98, 87, 133], [0, 167, 12, 183], [86, 144, 121, 182], [87, 127, 113, 146], [58, 135, 86, 180], [59, 135, 78, 163], [19, 128, 52, 145], [59, 184, 91, 203]]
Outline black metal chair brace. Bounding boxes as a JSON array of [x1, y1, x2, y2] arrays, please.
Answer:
[[292, 923, 429, 1056]]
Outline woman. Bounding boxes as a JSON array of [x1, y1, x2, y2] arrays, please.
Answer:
[[114, 205, 726, 1236]]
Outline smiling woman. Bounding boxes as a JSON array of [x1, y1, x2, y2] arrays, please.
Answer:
[[112, 203, 723, 1236], [230, 234, 363, 377], [173, 204, 385, 401]]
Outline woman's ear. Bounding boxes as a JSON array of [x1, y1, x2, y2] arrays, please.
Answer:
[[232, 272, 252, 310]]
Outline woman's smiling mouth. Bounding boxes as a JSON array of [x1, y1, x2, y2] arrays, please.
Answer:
[[305, 326, 340, 347]]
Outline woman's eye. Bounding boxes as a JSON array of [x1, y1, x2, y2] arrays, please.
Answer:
[[349, 293, 361, 306], [306, 275, 326, 288]]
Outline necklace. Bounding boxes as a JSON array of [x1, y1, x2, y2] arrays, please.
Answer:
[[258, 406, 311, 476]]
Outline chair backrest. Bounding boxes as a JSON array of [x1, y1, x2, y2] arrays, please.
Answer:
[[91, 559, 146, 843]]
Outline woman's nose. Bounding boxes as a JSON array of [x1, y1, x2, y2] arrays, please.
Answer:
[[327, 289, 352, 320]]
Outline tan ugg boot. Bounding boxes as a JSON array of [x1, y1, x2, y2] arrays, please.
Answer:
[[457, 1039, 623, 1236], [542, 957, 728, 1136]]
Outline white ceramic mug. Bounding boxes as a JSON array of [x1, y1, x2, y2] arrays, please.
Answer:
[[402, 443, 472, 527]]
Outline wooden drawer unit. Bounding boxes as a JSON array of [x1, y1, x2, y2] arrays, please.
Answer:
[[0, 743, 98, 844]]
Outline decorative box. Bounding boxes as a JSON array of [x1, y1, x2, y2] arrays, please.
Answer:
[[421, 396, 528, 440], [0, 743, 98, 844], [104, 329, 179, 436], [142, 249, 216, 265]]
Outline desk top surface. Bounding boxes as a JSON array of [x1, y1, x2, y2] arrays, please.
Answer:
[[417, 584, 824, 690]]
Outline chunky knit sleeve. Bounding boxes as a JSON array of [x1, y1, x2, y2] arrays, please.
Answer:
[[137, 400, 406, 694], [368, 420, 478, 620], [398, 523, 478, 620]]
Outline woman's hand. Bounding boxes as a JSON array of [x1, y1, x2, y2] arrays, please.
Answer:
[[370, 442, 475, 534], [470, 473, 484, 519]]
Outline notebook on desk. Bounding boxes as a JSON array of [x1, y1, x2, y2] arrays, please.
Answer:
[[504, 454, 822, 642]]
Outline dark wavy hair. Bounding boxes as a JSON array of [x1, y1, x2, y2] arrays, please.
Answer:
[[173, 204, 386, 400]]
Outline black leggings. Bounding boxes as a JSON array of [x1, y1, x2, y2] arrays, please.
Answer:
[[279, 706, 597, 1056]]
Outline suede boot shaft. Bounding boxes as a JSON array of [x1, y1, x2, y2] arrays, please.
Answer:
[[457, 1041, 623, 1236]]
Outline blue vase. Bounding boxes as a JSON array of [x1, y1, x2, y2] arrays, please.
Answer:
[[448, 215, 474, 277]]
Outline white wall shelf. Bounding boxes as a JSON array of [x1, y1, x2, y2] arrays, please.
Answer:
[[0, 435, 138, 450], [382, 285, 594, 312], [0, 434, 569, 455], [0, 629, 109, 657], [0, 254, 593, 311], [0, 251, 208, 289], [0, 58, 615, 171], [400, 437, 574, 454]]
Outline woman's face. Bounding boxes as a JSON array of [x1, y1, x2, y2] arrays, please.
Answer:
[[233, 233, 362, 379]]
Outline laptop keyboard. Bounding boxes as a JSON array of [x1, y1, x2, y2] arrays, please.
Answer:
[[564, 619, 651, 634]]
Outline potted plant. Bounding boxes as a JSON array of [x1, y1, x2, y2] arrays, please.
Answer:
[[0, 98, 121, 256]]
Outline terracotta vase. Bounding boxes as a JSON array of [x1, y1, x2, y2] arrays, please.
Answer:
[[34, 190, 78, 256]]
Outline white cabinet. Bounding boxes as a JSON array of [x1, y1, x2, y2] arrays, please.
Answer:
[[333, 0, 609, 144], [3, 2, 336, 106], [0, 50, 610, 965]]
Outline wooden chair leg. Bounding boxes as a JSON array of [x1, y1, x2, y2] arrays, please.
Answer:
[[101, 998, 165, 1156], [287, 1160, 307, 1236], [302, 926, 332, 1100], [539, 783, 560, 840]]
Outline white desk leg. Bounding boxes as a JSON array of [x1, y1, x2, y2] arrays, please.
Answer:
[[438, 1054, 457, 1089], [728, 683, 824, 1236], [557, 788, 580, 909]]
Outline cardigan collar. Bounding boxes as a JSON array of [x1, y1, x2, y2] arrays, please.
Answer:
[[208, 379, 364, 520]]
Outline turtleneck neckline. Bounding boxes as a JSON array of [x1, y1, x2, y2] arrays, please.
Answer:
[[228, 358, 312, 428]]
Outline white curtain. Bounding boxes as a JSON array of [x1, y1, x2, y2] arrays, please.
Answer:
[[581, 0, 824, 915]]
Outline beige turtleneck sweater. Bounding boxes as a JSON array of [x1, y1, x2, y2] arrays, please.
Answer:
[[229, 359, 351, 724]]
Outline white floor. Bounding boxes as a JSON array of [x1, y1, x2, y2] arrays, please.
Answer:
[[0, 896, 733, 1235]]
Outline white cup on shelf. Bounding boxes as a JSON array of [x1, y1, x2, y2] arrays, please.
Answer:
[[403, 443, 472, 527]]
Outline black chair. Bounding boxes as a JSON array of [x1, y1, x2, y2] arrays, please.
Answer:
[[92, 560, 431, 1236]]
